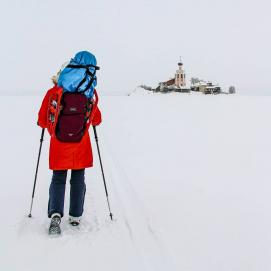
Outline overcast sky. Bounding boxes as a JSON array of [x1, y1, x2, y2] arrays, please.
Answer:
[[0, 0, 270, 95]]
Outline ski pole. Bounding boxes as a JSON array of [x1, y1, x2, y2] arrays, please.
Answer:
[[93, 126, 113, 221], [28, 128, 45, 218]]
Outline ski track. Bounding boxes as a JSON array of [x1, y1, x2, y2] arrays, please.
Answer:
[[100, 129, 178, 271]]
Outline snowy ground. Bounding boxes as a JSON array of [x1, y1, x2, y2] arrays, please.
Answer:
[[1, 93, 271, 271]]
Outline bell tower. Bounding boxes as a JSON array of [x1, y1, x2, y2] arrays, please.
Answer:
[[175, 57, 186, 87]]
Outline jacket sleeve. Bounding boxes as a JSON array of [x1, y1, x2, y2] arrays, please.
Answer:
[[92, 106, 102, 126], [37, 90, 50, 128]]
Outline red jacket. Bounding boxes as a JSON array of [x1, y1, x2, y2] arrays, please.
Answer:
[[38, 85, 102, 170]]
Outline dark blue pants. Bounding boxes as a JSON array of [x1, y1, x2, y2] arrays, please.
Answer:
[[48, 169, 86, 218]]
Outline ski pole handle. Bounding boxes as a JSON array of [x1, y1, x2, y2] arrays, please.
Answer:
[[93, 125, 98, 140], [40, 128, 45, 142]]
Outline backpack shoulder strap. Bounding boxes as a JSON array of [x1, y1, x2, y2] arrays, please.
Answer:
[[47, 86, 63, 137], [86, 89, 99, 130]]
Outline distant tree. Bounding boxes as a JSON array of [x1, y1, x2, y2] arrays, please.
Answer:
[[140, 85, 152, 91], [191, 77, 206, 85], [229, 86, 236, 94], [191, 77, 200, 85]]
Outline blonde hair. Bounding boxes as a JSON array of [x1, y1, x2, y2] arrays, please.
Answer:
[[51, 61, 69, 85], [51, 70, 61, 85]]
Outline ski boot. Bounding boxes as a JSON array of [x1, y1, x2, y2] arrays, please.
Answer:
[[49, 213, 61, 235], [69, 216, 81, 226]]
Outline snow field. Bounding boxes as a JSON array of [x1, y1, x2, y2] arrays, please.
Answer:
[[1, 93, 271, 271]]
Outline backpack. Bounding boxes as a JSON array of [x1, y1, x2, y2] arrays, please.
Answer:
[[47, 52, 100, 142], [47, 87, 99, 142], [55, 92, 93, 142], [58, 51, 99, 99]]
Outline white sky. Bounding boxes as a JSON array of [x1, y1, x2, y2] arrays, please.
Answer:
[[0, 0, 270, 95]]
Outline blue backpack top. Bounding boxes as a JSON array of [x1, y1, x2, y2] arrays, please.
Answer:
[[57, 51, 99, 98]]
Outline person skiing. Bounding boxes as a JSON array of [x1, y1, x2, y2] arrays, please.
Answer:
[[37, 51, 102, 235]]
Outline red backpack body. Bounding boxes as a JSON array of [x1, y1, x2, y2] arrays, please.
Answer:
[[55, 93, 92, 142]]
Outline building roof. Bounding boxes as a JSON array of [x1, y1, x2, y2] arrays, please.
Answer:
[[162, 78, 175, 86]]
